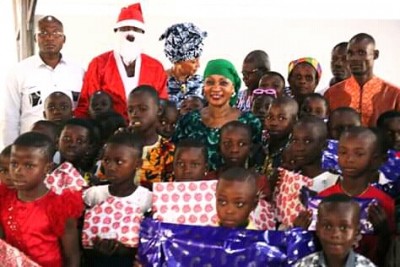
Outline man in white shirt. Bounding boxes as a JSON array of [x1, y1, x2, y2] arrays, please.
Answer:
[[1, 15, 85, 146]]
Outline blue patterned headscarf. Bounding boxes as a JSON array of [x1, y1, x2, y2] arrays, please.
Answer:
[[159, 23, 207, 64]]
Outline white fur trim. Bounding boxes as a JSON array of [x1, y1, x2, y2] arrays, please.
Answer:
[[114, 20, 145, 31]]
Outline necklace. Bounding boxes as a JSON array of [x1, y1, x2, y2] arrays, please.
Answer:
[[339, 181, 369, 197]]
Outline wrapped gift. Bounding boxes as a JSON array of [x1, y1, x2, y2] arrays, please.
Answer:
[[152, 181, 276, 230], [45, 162, 87, 194], [138, 218, 316, 266], [380, 150, 400, 181], [0, 239, 41, 267], [321, 139, 340, 174], [82, 196, 144, 248]]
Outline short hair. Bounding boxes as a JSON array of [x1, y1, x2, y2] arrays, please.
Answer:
[[13, 132, 55, 160], [63, 118, 100, 145], [0, 145, 12, 157], [31, 120, 61, 142], [329, 107, 360, 122], [349, 33, 376, 46], [175, 138, 208, 161], [271, 96, 299, 116], [105, 132, 144, 157], [129, 85, 159, 105], [93, 111, 127, 142], [243, 50, 271, 72], [89, 90, 113, 103], [220, 121, 252, 140], [340, 126, 378, 152], [302, 93, 329, 110], [44, 91, 72, 106], [262, 71, 286, 85], [159, 100, 178, 116], [219, 167, 257, 184], [376, 110, 400, 128], [38, 15, 63, 29], [332, 42, 348, 51], [295, 116, 328, 141], [318, 193, 360, 221]]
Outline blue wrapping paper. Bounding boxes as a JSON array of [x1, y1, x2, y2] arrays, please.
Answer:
[[321, 139, 340, 174], [138, 218, 316, 266]]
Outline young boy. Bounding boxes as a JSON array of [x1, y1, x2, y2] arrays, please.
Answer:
[[377, 110, 400, 151], [295, 194, 376, 267], [258, 71, 286, 97], [127, 85, 174, 189], [300, 93, 329, 121], [216, 167, 259, 229], [157, 100, 179, 139], [88, 91, 114, 119], [319, 127, 395, 266], [0, 145, 13, 188], [179, 95, 205, 116], [43, 91, 73, 125], [173, 139, 208, 182], [328, 107, 361, 140]]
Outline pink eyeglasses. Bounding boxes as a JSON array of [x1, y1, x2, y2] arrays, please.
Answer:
[[252, 88, 277, 98]]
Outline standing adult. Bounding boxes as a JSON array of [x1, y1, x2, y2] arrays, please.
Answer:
[[329, 42, 351, 87], [1, 15, 85, 147], [74, 3, 168, 120], [324, 33, 400, 126], [159, 22, 207, 106]]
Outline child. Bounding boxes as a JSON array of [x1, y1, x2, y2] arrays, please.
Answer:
[[173, 139, 208, 182], [328, 107, 361, 140], [0, 145, 13, 189], [157, 100, 179, 139], [0, 132, 82, 267], [300, 93, 329, 121], [43, 91, 73, 125], [216, 167, 259, 229], [294, 194, 376, 267], [31, 120, 61, 164], [83, 132, 152, 267], [179, 95, 205, 116], [319, 127, 395, 266], [258, 71, 286, 97], [93, 111, 126, 146], [251, 88, 277, 122], [377, 110, 400, 151], [127, 85, 174, 189], [88, 91, 114, 119]]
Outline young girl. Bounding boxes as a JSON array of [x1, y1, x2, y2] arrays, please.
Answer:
[[300, 93, 329, 121], [82, 132, 152, 266], [0, 132, 82, 267], [179, 95, 205, 116], [258, 71, 286, 97], [251, 88, 277, 122], [157, 100, 179, 139], [89, 91, 114, 119]]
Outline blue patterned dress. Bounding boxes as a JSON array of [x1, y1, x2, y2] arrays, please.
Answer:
[[167, 74, 203, 106]]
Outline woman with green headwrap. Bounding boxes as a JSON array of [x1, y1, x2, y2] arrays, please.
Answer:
[[172, 59, 262, 171]]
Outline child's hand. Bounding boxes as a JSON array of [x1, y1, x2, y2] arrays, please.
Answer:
[[93, 236, 120, 256], [368, 203, 389, 234], [293, 210, 312, 229]]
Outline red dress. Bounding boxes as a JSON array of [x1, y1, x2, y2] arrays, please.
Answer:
[[0, 189, 83, 267]]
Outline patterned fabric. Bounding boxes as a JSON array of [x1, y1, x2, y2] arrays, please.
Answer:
[[236, 89, 252, 112], [45, 162, 87, 194], [294, 251, 376, 267], [135, 136, 175, 188], [160, 23, 207, 64], [167, 74, 203, 105], [172, 110, 262, 171], [262, 134, 291, 179], [0, 239, 41, 267], [324, 76, 400, 126], [288, 57, 322, 81]]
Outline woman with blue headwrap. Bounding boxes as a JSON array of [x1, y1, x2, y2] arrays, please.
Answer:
[[160, 23, 207, 106], [173, 59, 262, 171]]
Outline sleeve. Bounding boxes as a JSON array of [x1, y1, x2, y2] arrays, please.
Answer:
[[240, 112, 262, 144], [156, 68, 168, 100], [161, 140, 175, 182], [171, 112, 193, 144]]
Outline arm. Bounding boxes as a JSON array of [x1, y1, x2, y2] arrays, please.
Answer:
[[61, 218, 80, 267]]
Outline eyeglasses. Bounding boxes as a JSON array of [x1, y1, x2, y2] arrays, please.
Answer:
[[241, 68, 260, 78], [253, 88, 277, 98], [37, 31, 64, 39]]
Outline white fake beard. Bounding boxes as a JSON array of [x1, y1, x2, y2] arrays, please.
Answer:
[[114, 31, 144, 65]]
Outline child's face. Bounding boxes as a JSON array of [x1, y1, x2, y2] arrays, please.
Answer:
[[59, 125, 91, 164], [179, 97, 204, 116], [329, 112, 360, 140], [44, 94, 73, 122], [102, 144, 141, 184], [281, 145, 298, 171], [9, 146, 52, 191], [338, 134, 376, 179], [216, 179, 257, 228], [89, 93, 113, 118], [385, 117, 400, 150], [265, 104, 296, 139], [251, 95, 274, 122], [128, 93, 159, 133], [288, 63, 318, 97], [173, 147, 206, 182], [258, 75, 285, 97], [300, 98, 328, 120], [157, 107, 179, 138], [220, 127, 251, 167], [316, 203, 359, 261], [291, 124, 325, 167], [0, 154, 13, 188]]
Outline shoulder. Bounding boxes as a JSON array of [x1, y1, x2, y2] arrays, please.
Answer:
[[141, 53, 165, 69], [355, 253, 376, 267], [238, 112, 262, 127], [88, 50, 114, 65], [294, 252, 320, 267], [83, 185, 110, 207]]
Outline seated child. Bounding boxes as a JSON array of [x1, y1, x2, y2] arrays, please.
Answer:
[[251, 88, 277, 122], [0, 132, 83, 267], [318, 127, 395, 266], [377, 110, 400, 151], [93, 111, 126, 146], [328, 107, 361, 140], [300, 93, 329, 121], [31, 120, 61, 164], [0, 145, 13, 189], [88, 91, 114, 119], [127, 85, 174, 189], [83, 132, 152, 267], [179, 95, 205, 116], [258, 71, 286, 97], [216, 167, 259, 229], [173, 139, 208, 182], [294, 194, 376, 267], [157, 100, 179, 139], [43, 91, 73, 126]]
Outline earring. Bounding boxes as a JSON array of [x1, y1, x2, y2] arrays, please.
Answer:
[[231, 91, 236, 97]]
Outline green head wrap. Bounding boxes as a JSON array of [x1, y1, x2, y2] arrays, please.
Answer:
[[203, 59, 241, 106]]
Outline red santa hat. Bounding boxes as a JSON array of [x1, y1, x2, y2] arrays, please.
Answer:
[[114, 3, 145, 31]]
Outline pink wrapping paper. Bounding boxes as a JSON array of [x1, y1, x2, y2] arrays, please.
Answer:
[[45, 162, 87, 194], [0, 239, 41, 267]]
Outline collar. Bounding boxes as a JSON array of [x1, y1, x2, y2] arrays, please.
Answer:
[[319, 250, 356, 267], [33, 53, 66, 68]]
